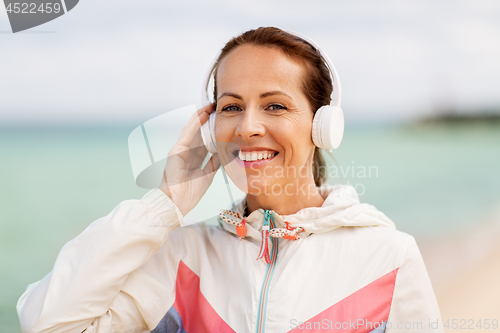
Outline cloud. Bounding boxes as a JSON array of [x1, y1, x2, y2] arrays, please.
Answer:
[[1, 0, 499, 125]]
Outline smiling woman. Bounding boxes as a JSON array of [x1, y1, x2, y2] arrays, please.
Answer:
[[214, 43, 324, 215], [17, 27, 444, 333], [213, 28, 332, 190]]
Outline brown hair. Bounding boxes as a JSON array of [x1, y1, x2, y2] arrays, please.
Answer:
[[212, 27, 332, 187]]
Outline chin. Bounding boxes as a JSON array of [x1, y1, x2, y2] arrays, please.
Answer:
[[224, 168, 275, 196], [246, 177, 287, 197], [247, 178, 268, 194]]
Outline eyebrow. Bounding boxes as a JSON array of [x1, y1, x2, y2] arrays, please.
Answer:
[[217, 91, 292, 101], [217, 92, 243, 101], [260, 91, 292, 99]]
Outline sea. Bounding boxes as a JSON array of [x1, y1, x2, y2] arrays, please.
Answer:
[[1, 122, 499, 331]]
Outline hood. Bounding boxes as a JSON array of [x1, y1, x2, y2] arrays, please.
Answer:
[[219, 184, 396, 242]]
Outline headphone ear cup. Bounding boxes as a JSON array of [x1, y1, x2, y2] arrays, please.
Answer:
[[201, 112, 218, 153], [312, 105, 344, 149]]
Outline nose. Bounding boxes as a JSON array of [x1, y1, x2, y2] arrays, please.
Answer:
[[235, 106, 266, 140]]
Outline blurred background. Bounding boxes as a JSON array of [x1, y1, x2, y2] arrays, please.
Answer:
[[1, 0, 500, 332]]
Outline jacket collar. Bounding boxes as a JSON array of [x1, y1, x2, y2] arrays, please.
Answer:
[[219, 184, 396, 241]]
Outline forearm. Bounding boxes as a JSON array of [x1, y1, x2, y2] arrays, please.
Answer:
[[17, 189, 183, 333]]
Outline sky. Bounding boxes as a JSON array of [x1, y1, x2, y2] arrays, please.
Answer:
[[1, 0, 500, 126]]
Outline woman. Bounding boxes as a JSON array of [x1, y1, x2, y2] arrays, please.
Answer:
[[18, 27, 443, 333]]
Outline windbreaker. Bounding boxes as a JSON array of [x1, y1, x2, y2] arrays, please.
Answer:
[[17, 184, 444, 333]]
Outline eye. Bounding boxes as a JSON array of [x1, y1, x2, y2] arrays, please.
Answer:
[[267, 104, 287, 111], [221, 105, 242, 112]]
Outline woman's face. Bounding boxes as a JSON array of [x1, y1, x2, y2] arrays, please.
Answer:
[[214, 44, 317, 195]]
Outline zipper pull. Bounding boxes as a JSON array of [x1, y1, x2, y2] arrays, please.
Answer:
[[256, 211, 272, 264]]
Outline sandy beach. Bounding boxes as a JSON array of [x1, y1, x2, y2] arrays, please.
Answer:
[[418, 207, 500, 332]]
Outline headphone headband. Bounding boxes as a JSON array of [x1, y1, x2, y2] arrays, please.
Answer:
[[285, 30, 341, 107], [201, 29, 342, 108]]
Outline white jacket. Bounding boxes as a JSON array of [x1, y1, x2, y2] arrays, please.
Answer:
[[17, 185, 444, 333]]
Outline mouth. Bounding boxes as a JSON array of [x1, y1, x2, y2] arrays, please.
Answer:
[[232, 150, 279, 161], [230, 148, 279, 167]]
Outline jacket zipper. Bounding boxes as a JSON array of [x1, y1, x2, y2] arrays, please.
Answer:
[[256, 213, 279, 333]]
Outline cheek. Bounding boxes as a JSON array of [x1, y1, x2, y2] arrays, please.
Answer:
[[214, 117, 233, 142], [271, 130, 310, 168], [280, 114, 314, 148]]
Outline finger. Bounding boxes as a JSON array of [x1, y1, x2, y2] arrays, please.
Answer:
[[183, 145, 209, 169], [172, 106, 213, 151], [192, 103, 214, 127], [198, 103, 215, 119]]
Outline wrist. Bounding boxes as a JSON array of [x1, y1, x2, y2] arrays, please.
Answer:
[[160, 186, 173, 200]]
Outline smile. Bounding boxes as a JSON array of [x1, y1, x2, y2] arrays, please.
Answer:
[[237, 151, 278, 161]]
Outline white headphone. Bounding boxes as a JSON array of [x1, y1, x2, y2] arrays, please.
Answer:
[[200, 30, 344, 154]]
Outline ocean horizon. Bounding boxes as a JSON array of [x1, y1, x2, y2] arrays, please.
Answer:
[[1, 122, 499, 331]]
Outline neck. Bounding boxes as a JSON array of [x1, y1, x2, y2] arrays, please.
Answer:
[[245, 181, 325, 216]]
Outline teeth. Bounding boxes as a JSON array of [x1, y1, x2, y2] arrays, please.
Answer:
[[238, 151, 276, 161]]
